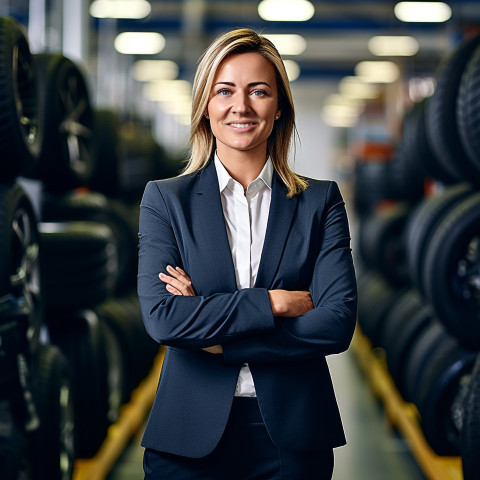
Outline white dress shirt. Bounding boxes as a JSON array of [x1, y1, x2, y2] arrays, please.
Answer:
[[214, 154, 273, 397]]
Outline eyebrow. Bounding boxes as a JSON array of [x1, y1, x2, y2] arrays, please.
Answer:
[[214, 81, 272, 88]]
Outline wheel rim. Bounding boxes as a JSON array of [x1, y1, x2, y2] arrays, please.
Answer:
[[10, 204, 41, 341], [58, 380, 75, 479], [13, 39, 39, 150], [58, 69, 94, 178], [454, 236, 480, 305]]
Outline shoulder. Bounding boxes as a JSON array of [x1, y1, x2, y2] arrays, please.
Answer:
[[299, 178, 343, 205], [142, 170, 202, 201]]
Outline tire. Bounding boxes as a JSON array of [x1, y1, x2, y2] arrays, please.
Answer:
[[101, 320, 127, 424], [48, 309, 109, 459], [457, 42, 480, 174], [31, 344, 75, 480], [0, 183, 43, 350], [399, 98, 450, 183], [415, 337, 477, 455], [27, 53, 95, 191], [0, 402, 33, 480], [39, 221, 118, 310], [357, 203, 410, 286], [391, 101, 428, 199], [95, 295, 159, 395], [42, 191, 138, 294], [405, 183, 473, 294], [0, 17, 41, 180], [88, 109, 122, 196], [356, 271, 406, 345], [379, 289, 428, 379], [385, 303, 435, 397], [422, 192, 480, 348], [425, 33, 480, 183], [461, 353, 480, 480], [402, 320, 450, 403]]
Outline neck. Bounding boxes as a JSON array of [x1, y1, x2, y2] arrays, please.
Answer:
[[216, 146, 267, 190]]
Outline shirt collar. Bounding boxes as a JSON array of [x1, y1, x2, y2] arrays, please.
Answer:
[[214, 152, 273, 194]]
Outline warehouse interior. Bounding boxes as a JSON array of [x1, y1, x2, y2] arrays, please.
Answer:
[[1, 0, 480, 479]]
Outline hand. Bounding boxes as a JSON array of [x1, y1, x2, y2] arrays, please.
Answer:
[[268, 290, 313, 317], [202, 345, 223, 354], [159, 265, 196, 296]]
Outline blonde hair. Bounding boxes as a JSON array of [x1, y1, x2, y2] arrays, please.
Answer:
[[183, 28, 307, 197]]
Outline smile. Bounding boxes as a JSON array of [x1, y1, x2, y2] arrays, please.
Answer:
[[228, 123, 255, 128]]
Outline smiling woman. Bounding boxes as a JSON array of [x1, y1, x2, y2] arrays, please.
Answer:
[[205, 52, 281, 184], [137, 28, 357, 480]]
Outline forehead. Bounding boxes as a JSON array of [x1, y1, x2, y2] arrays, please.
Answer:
[[214, 52, 277, 84]]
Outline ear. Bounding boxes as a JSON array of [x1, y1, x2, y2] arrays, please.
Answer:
[[205, 110, 210, 119], [275, 110, 281, 120]]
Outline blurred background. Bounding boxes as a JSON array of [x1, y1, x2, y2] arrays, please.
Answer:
[[1, 1, 480, 479]]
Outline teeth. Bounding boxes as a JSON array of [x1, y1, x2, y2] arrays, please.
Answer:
[[230, 123, 253, 127]]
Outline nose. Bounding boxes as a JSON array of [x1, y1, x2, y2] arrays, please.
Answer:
[[232, 92, 251, 114]]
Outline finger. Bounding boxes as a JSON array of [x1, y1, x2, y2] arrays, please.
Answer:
[[166, 265, 192, 284], [159, 273, 191, 295], [165, 284, 182, 295]]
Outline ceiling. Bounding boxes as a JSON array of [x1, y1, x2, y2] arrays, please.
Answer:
[[5, 0, 480, 83], [102, 0, 480, 81]]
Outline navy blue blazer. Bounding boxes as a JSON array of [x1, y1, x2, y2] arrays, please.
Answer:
[[137, 159, 357, 458]]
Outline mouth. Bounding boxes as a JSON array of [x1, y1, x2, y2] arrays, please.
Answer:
[[228, 122, 256, 128]]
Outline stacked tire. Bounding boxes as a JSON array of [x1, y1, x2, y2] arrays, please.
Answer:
[[355, 33, 480, 474], [0, 15, 163, 479], [0, 16, 75, 480]]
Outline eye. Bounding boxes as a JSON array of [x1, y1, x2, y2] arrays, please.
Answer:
[[217, 88, 231, 96], [252, 90, 267, 97]]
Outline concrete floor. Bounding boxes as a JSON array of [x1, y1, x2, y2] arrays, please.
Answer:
[[107, 349, 426, 480]]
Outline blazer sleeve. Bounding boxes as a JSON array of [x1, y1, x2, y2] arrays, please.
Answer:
[[137, 181, 275, 349], [222, 181, 357, 364]]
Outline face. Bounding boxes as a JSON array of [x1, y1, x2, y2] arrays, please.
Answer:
[[206, 52, 281, 159]]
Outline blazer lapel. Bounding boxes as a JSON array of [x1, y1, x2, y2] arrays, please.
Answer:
[[255, 172, 298, 288], [193, 160, 238, 292]]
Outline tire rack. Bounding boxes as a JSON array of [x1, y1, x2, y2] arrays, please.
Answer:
[[72, 346, 166, 480], [351, 325, 463, 480]]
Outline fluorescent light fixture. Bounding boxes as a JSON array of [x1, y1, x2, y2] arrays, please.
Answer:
[[114, 32, 165, 55], [258, 0, 314, 22], [339, 77, 379, 99], [90, 0, 151, 19], [394, 2, 452, 23], [143, 80, 192, 102], [264, 34, 307, 55], [132, 60, 179, 82], [368, 35, 419, 56], [355, 61, 400, 83], [322, 94, 364, 127], [283, 60, 300, 81], [322, 105, 360, 127], [162, 101, 192, 116]]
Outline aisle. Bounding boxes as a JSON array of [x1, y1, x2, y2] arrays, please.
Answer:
[[108, 350, 426, 480]]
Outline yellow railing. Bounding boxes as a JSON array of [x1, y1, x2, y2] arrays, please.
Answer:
[[351, 327, 463, 480], [73, 346, 165, 480]]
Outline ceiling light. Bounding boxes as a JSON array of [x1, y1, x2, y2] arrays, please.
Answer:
[[368, 36, 419, 56], [132, 60, 179, 82], [264, 34, 307, 55], [339, 77, 380, 99], [394, 2, 452, 23], [258, 0, 314, 22], [90, 0, 151, 19], [355, 61, 400, 83], [114, 32, 165, 55], [283, 60, 300, 81], [143, 80, 192, 102]]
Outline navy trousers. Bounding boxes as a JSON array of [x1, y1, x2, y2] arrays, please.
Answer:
[[143, 397, 334, 480]]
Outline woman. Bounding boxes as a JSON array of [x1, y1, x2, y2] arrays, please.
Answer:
[[138, 28, 357, 480]]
